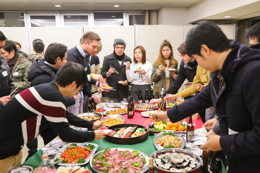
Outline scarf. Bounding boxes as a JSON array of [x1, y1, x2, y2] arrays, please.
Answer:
[[8, 53, 19, 73], [184, 60, 198, 70], [113, 50, 125, 61]]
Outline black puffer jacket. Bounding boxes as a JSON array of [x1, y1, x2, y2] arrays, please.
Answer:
[[27, 59, 75, 107], [0, 55, 16, 111]]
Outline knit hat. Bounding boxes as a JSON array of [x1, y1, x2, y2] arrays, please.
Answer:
[[113, 38, 126, 48]]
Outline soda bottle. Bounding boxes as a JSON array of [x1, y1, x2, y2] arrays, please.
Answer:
[[138, 89, 143, 104], [145, 89, 150, 104], [128, 96, 134, 119]]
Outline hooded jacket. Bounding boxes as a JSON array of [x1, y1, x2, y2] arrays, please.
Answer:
[[167, 43, 260, 172], [27, 59, 75, 107]]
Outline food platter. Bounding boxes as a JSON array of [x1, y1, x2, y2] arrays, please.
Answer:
[[90, 148, 149, 173], [77, 112, 103, 122], [51, 142, 98, 166], [141, 111, 156, 118], [150, 148, 202, 173], [154, 131, 186, 150], [101, 86, 113, 90], [103, 108, 127, 116], [105, 124, 148, 144], [102, 115, 126, 127], [135, 104, 158, 112], [153, 119, 186, 133]]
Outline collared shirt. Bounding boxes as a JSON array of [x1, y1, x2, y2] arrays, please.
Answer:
[[76, 44, 88, 57]]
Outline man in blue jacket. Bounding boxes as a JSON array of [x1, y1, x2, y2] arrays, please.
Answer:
[[151, 21, 260, 173]]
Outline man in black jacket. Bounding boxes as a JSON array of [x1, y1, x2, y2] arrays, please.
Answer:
[[151, 21, 260, 173], [27, 43, 75, 159], [0, 31, 16, 112], [247, 21, 260, 49], [67, 31, 104, 115], [101, 38, 132, 101]]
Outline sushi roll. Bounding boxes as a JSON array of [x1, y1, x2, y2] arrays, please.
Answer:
[[182, 161, 190, 167], [158, 164, 164, 168], [191, 161, 197, 165], [189, 158, 195, 161], [178, 169, 185, 172], [190, 164, 196, 168], [164, 165, 171, 170], [185, 167, 192, 171], [158, 154, 165, 159], [155, 158, 161, 162], [170, 168, 178, 171]]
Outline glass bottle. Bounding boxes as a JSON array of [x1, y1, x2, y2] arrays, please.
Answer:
[[145, 89, 150, 104], [154, 88, 159, 99], [150, 90, 154, 101], [186, 116, 194, 142], [138, 89, 143, 104], [149, 158, 155, 173], [36, 154, 56, 173], [159, 88, 166, 111], [176, 93, 184, 105], [128, 96, 134, 119]]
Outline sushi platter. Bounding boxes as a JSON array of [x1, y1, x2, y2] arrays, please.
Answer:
[[154, 131, 186, 150], [105, 124, 148, 144], [90, 148, 149, 173], [150, 148, 202, 173]]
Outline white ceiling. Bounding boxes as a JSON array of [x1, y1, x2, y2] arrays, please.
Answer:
[[0, 0, 202, 11]]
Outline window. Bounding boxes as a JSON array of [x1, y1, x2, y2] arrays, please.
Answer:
[[30, 15, 56, 27], [129, 15, 144, 25], [94, 12, 123, 26], [64, 15, 88, 27], [0, 12, 25, 27]]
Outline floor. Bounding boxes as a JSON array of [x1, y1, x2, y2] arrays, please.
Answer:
[[21, 135, 45, 164]]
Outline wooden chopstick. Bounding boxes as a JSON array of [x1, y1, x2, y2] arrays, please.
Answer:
[[9, 86, 19, 96], [143, 118, 152, 126]]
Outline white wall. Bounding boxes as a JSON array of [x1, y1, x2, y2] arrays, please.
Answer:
[[188, 0, 259, 23], [84, 26, 134, 66], [30, 27, 82, 54], [184, 24, 235, 40], [158, 7, 188, 25], [0, 27, 29, 54], [136, 25, 184, 65]]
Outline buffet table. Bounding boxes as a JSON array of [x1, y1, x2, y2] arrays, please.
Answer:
[[22, 108, 205, 172]]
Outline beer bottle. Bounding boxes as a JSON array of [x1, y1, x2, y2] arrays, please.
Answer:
[[201, 150, 210, 173], [88, 99, 93, 112], [138, 89, 143, 104], [128, 96, 134, 119], [149, 158, 155, 173], [150, 90, 154, 101], [154, 88, 159, 99], [186, 116, 194, 142], [92, 99, 96, 113], [145, 89, 149, 104]]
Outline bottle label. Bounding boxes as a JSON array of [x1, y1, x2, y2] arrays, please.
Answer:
[[187, 131, 194, 141], [145, 100, 149, 104], [129, 111, 133, 116], [138, 100, 142, 104]]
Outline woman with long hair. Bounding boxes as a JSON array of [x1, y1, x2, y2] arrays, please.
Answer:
[[151, 39, 178, 94], [126, 46, 152, 103]]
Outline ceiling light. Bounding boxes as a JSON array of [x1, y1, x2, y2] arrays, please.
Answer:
[[112, 16, 116, 18], [55, 5, 61, 7], [224, 15, 231, 18], [114, 5, 119, 7]]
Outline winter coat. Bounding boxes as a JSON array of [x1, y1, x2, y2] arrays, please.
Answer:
[[151, 60, 178, 94], [163, 61, 196, 97], [101, 53, 132, 99], [0, 56, 16, 111], [27, 59, 75, 107], [167, 43, 260, 173], [10, 54, 31, 93]]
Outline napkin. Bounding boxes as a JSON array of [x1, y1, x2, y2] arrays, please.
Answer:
[[42, 137, 66, 155]]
